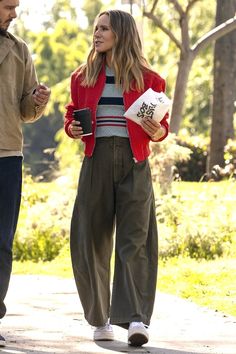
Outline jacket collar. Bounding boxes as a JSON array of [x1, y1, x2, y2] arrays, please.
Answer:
[[0, 33, 15, 65]]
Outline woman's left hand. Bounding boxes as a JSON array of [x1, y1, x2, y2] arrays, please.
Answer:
[[141, 117, 165, 141]]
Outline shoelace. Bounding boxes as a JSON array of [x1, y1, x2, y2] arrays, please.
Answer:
[[129, 321, 148, 329], [95, 323, 112, 330]]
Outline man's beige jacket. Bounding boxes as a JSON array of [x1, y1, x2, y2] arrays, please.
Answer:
[[0, 32, 46, 153]]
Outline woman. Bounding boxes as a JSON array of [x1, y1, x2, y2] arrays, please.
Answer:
[[64, 9, 169, 346]]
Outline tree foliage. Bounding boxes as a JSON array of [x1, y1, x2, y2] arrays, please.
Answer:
[[42, 0, 77, 28], [143, 0, 236, 134], [143, 1, 214, 136], [14, 1, 89, 176], [82, 0, 104, 37]]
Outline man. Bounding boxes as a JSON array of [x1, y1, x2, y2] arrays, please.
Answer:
[[0, 0, 51, 347]]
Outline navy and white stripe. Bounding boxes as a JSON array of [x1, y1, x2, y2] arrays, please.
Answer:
[[96, 66, 128, 138]]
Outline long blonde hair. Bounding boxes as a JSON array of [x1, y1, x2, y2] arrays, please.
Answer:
[[78, 10, 150, 92]]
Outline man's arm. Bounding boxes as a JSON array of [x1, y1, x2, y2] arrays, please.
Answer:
[[20, 44, 50, 122]]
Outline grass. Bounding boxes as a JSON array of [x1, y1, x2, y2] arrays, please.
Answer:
[[158, 257, 236, 317], [13, 248, 73, 278]]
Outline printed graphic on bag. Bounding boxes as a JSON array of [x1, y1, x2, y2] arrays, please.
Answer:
[[137, 102, 157, 119], [124, 88, 172, 125]]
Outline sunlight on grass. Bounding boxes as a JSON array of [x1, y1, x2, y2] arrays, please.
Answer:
[[158, 257, 236, 317], [13, 245, 73, 278]]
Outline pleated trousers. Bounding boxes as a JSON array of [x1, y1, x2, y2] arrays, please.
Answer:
[[70, 137, 158, 328]]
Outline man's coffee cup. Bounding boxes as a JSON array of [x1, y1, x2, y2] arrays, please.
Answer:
[[73, 108, 92, 136]]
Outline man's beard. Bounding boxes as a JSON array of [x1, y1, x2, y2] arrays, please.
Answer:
[[0, 27, 7, 36]]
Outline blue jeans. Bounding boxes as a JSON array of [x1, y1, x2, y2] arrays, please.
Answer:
[[0, 157, 22, 319]]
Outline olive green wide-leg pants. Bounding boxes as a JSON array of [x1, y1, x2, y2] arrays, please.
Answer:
[[70, 137, 158, 328]]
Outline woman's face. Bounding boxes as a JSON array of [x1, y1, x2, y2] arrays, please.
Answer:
[[93, 14, 115, 55]]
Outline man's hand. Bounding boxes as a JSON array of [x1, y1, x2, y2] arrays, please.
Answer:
[[33, 84, 51, 106]]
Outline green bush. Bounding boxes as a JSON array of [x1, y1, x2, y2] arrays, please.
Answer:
[[175, 135, 208, 181], [223, 139, 236, 178], [14, 227, 67, 262], [157, 181, 236, 259], [150, 133, 192, 193], [13, 174, 75, 262], [179, 225, 232, 260], [173, 136, 236, 182]]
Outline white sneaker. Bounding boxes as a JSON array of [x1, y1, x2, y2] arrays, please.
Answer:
[[0, 334, 6, 347], [93, 323, 114, 341], [128, 322, 149, 346]]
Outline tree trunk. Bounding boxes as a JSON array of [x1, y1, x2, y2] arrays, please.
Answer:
[[208, 0, 236, 172], [169, 52, 194, 133]]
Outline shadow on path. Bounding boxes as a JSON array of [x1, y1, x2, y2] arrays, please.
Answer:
[[96, 340, 204, 354]]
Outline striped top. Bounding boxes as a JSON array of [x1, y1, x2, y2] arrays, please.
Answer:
[[95, 66, 128, 138]]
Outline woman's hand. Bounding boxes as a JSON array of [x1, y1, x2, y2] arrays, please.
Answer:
[[141, 117, 166, 141], [69, 120, 84, 139]]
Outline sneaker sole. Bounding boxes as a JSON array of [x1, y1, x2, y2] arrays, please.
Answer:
[[94, 332, 114, 341], [128, 332, 148, 346], [94, 337, 114, 341]]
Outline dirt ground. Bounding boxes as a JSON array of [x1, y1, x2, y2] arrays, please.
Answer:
[[1, 275, 236, 354]]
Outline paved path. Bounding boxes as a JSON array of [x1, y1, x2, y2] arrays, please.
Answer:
[[1, 275, 236, 354]]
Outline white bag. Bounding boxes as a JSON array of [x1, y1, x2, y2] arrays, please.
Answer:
[[124, 88, 172, 125]]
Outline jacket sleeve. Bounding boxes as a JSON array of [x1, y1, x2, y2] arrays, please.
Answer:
[[153, 112, 169, 142], [20, 43, 46, 122], [64, 71, 78, 138], [151, 74, 169, 142]]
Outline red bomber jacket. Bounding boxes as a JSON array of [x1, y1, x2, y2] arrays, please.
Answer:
[[64, 65, 169, 162]]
